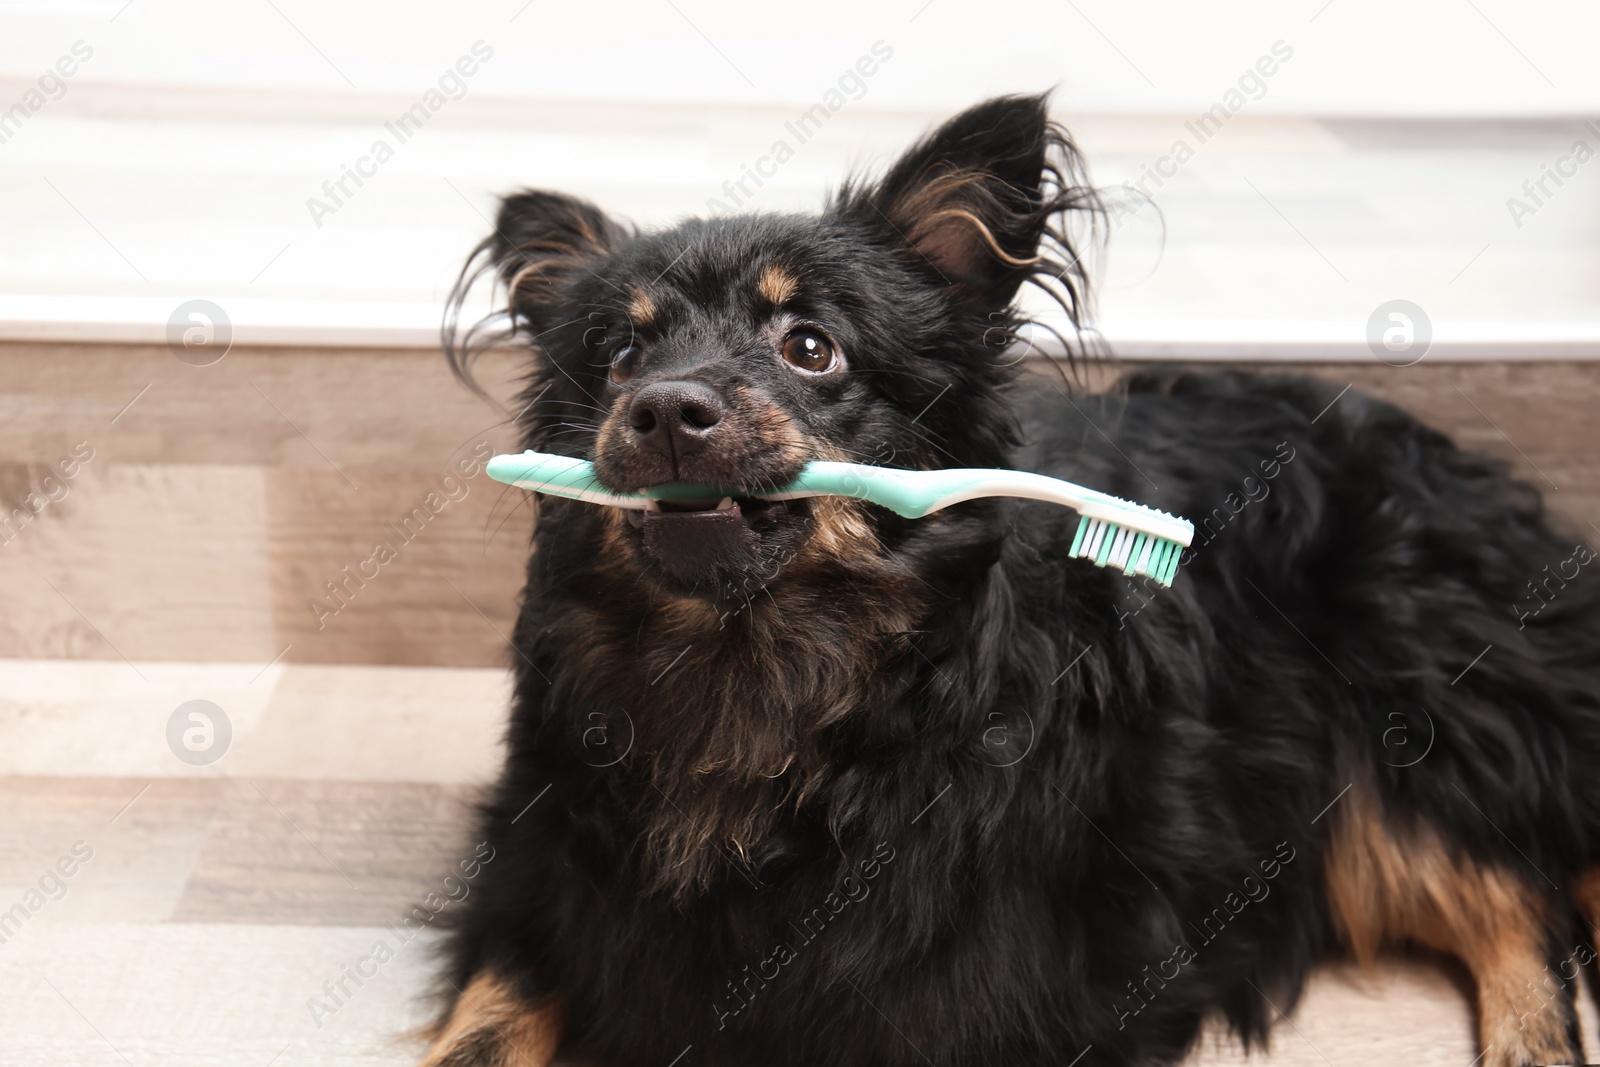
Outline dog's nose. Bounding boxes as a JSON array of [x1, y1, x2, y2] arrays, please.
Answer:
[[627, 381, 725, 461]]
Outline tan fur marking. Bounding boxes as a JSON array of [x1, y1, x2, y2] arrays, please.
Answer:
[[758, 264, 798, 306], [805, 495, 879, 561], [917, 207, 1042, 267], [794, 442, 882, 564], [1325, 790, 1572, 1067], [894, 168, 987, 223], [626, 287, 656, 325], [1571, 866, 1600, 929], [421, 973, 561, 1067], [595, 495, 635, 563], [505, 257, 567, 308], [892, 168, 1040, 269]]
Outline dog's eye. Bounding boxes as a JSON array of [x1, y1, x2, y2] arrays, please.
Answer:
[[781, 329, 839, 374], [609, 344, 641, 384]]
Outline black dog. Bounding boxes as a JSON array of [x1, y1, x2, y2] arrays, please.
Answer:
[[427, 95, 1600, 1067]]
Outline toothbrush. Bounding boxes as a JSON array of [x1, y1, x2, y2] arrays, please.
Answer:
[[486, 451, 1195, 587]]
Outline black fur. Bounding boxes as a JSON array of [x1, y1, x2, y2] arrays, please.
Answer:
[[436, 95, 1600, 1066]]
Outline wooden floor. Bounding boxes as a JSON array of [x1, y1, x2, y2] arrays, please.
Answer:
[[2, 657, 1597, 1066]]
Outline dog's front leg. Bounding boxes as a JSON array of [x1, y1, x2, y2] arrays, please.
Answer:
[[421, 972, 562, 1067]]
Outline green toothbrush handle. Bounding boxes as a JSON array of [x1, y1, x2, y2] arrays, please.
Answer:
[[484, 452, 1192, 549], [484, 452, 757, 506], [766, 462, 1193, 547], [484, 455, 947, 513], [483, 452, 641, 507]]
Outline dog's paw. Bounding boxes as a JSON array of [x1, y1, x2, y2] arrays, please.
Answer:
[[421, 973, 561, 1067]]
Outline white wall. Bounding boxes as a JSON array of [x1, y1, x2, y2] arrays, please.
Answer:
[[2, 0, 1598, 117]]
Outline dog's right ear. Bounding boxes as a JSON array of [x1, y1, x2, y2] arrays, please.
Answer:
[[445, 189, 624, 390], [491, 190, 623, 327]]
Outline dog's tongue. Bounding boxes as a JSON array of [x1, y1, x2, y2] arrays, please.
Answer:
[[640, 502, 760, 580]]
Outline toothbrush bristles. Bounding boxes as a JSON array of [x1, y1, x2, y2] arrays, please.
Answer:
[[1068, 517, 1185, 588]]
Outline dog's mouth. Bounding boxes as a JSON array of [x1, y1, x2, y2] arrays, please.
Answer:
[[616, 493, 801, 594], [623, 494, 787, 527]]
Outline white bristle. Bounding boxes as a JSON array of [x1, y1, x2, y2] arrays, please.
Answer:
[[1086, 520, 1108, 560], [1114, 528, 1136, 569], [1135, 536, 1155, 576], [1121, 528, 1141, 569], [1107, 526, 1128, 567], [1074, 519, 1095, 558]]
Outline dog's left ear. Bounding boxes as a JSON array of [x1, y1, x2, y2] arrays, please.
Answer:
[[845, 94, 1089, 313]]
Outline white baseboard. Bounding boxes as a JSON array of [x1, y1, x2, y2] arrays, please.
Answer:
[[3, 295, 1599, 361]]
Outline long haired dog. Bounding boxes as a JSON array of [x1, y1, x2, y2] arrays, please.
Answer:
[[429, 95, 1600, 1067]]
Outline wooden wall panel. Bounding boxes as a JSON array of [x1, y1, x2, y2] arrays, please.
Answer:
[[2, 340, 1595, 666], [264, 463, 534, 667], [0, 462, 276, 662], [1299, 361, 1599, 534], [1, 341, 533, 667]]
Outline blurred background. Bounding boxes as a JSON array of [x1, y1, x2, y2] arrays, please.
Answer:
[[1, 1, 1597, 1064]]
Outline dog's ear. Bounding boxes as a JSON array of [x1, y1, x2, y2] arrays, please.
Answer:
[[445, 190, 624, 390], [848, 94, 1092, 314], [491, 190, 624, 326]]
